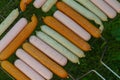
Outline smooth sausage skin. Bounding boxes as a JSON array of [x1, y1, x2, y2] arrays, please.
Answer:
[[104, 0, 120, 13], [41, 25, 85, 58], [33, 0, 46, 8], [29, 35, 67, 66], [36, 31, 79, 63], [0, 18, 27, 52], [1, 61, 30, 80], [53, 10, 91, 41], [91, 0, 117, 18], [22, 42, 68, 78], [16, 49, 53, 80], [14, 59, 45, 80]]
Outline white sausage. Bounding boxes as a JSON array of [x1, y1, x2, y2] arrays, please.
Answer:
[[53, 10, 91, 41], [33, 0, 46, 8], [16, 49, 53, 80], [0, 18, 27, 52], [41, 0, 57, 12], [29, 35, 67, 66], [36, 31, 80, 63], [14, 59, 45, 80], [104, 0, 120, 13], [91, 0, 117, 18]]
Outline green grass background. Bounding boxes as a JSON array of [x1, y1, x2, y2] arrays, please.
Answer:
[[0, 0, 120, 80]]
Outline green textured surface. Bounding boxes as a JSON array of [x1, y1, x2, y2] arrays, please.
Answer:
[[0, 0, 120, 80]]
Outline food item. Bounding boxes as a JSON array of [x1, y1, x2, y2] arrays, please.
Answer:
[[0, 14, 38, 60], [20, 0, 32, 11], [1, 60, 30, 80], [16, 49, 53, 80], [43, 16, 91, 51], [53, 10, 91, 41], [14, 59, 45, 80], [0, 18, 27, 52], [76, 0, 107, 21], [41, 25, 85, 58], [36, 31, 79, 63], [22, 42, 68, 78], [33, 0, 46, 8], [62, 0, 104, 31], [29, 35, 67, 66], [56, 2, 102, 37], [91, 0, 117, 18], [41, 0, 57, 12], [0, 8, 19, 36], [104, 0, 120, 13]]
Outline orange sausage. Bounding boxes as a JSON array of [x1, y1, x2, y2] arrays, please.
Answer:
[[43, 16, 91, 51], [20, 0, 32, 11], [56, 2, 101, 38], [1, 60, 30, 80], [22, 42, 68, 78], [0, 14, 38, 60]]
